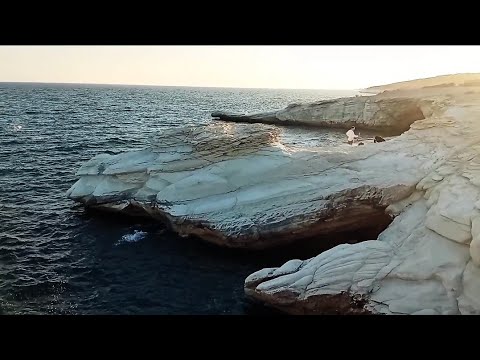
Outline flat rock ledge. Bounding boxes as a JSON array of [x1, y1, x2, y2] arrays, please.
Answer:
[[212, 95, 436, 135]]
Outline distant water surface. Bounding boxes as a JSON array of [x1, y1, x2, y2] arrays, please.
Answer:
[[0, 83, 361, 314]]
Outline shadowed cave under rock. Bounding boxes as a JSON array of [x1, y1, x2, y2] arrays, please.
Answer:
[[81, 205, 392, 315], [85, 199, 393, 260]]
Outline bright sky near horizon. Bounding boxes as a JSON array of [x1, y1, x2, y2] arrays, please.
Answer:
[[1, 46, 480, 90]]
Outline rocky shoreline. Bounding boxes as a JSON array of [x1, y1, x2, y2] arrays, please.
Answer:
[[67, 82, 480, 315]]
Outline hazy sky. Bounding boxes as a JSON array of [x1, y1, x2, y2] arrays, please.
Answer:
[[1, 46, 480, 89]]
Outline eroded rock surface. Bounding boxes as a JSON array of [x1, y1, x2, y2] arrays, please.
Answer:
[[246, 89, 480, 314], [67, 90, 452, 250], [212, 95, 432, 135], [68, 92, 448, 250], [67, 84, 480, 314]]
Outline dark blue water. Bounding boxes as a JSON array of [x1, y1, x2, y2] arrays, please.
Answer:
[[0, 83, 358, 314]]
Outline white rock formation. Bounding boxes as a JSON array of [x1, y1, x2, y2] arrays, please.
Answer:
[[67, 83, 480, 314], [67, 93, 444, 249], [212, 95, 430, 135], [246, 88, 480, 314]]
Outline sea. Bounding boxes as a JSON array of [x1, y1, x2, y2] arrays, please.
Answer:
[[0, 83, 361, 315]]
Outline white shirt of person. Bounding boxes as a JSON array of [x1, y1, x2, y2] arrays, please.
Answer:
[[346, 129, 358, 142]]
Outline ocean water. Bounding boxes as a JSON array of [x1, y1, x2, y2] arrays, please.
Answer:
[[0, 83, 360, 315]]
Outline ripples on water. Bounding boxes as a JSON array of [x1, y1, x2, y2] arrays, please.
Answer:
[[0, 83, 359, 315]]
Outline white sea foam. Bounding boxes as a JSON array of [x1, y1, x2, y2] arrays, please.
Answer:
[[116, 230, 147, 246]]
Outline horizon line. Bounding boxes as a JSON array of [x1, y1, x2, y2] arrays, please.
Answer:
[[0, 80, 361, 92]]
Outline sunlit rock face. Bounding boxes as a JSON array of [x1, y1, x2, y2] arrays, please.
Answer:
[[245, 88, 480, 315], [212, 95, 430, 135]]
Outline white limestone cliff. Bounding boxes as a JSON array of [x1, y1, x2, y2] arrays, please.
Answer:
[[212, 95, 431, 135], [67, 92, 447, 249], [245, 89, 480, 314], [67, 83, 480, 314]]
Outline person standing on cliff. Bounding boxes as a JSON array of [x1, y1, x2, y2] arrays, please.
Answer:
[[346, 126, 358, 145]]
